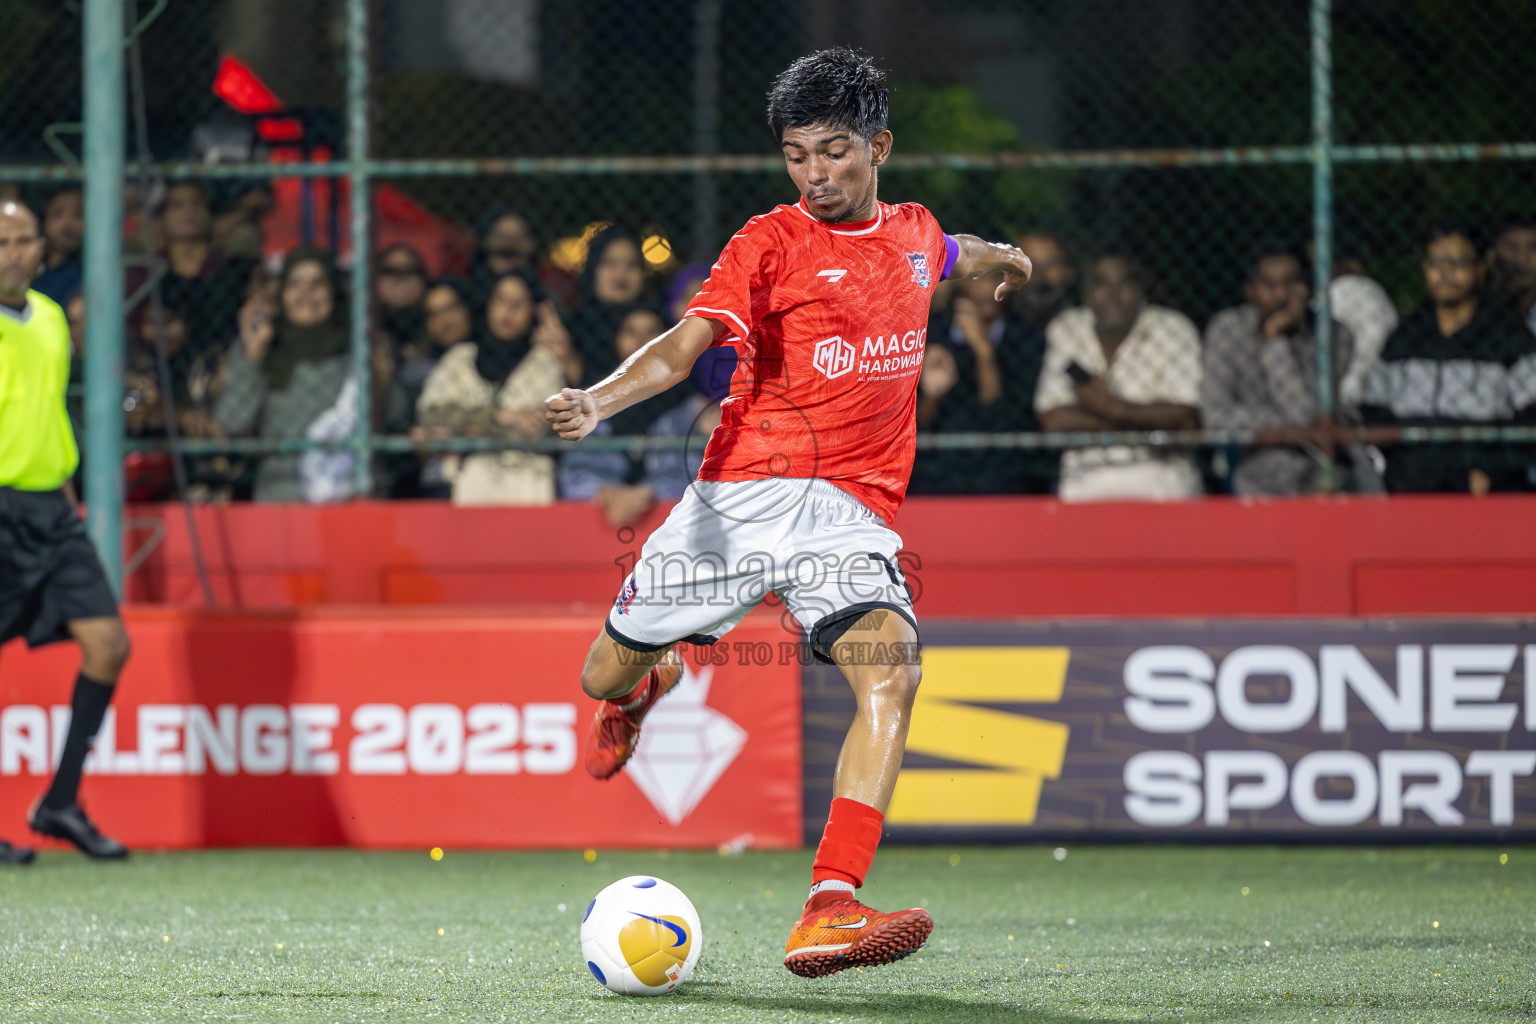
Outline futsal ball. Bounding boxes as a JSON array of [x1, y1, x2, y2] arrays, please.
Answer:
[[580, 875, 702, 996]]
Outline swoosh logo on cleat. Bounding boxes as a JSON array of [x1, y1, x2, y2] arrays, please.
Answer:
[[630, 912, 688, 948], [826, 916, 868, 929]]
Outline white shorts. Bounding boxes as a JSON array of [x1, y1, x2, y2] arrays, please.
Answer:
[[605, 477, 917, 663]]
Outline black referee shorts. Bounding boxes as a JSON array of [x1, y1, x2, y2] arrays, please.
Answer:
[[0, 486, 120, 649]]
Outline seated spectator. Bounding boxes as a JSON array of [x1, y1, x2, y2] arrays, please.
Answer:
[[559, 306, 721, 526], [210, 182, 274, 261], [667, 264, 711, 323], [157, 181, 255, 359], [1488, 215, 1536, 336], [1330, 253, 1399, 408], [911, 266, 1054, 494], [1035, 253, 1203, 501], [473, 206, 581, 311], [415, 272, 565, 506], [215, 247, 356, 503], [384, 276, 476, 496], [1362, 221, 1536, 494], [33, 187, 83, 305], [374, 243, 427, 354], [669, 262, 738, 390], [571, 225, 653, 380], [473, 207, 539, 282], [1202, 243, 1355, 496], [1013, 231, 1075, 330]]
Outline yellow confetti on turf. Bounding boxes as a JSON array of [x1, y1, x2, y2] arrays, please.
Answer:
[[1007, 935, 1014, 941], [1499, 853, 1508, 865], [764, 889, 774, 900], [1433, 921, 1439, 928], [275, 943, 283, 949], [437, 928, 445, 936], [1241, 887, 1250, 896], [1058, 964, 1065, 969], [163, 935, 169, 942], [554, 941, 560, 947], [949, 853, 961, 867], [583, 849, 597, 863], [430, 848, 443, 861]]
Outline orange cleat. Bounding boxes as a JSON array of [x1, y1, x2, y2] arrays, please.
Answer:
[[583, 648, 684, 780], [783, 895, 933, 978]]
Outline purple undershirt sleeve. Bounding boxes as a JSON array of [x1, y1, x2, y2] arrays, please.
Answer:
[[940, 234, 960, 281]]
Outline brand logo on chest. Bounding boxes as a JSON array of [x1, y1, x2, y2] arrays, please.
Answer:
[[812, 336, 857, 379]]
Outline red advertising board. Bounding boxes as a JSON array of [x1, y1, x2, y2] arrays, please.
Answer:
[[0, 608, 801, 850]]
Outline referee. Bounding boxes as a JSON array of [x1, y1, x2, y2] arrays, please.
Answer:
[[0, 199, 129, 862]]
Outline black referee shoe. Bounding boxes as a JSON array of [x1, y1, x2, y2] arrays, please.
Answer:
[[0, 839, 35, 865], [29, 802, 129, 860]]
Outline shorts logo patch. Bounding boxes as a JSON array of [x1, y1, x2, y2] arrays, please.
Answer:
[[905, 251, 931, 289], [615, 575, 639, 615]]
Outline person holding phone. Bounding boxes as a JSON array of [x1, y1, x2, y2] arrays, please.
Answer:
[[1034, 252, 1203, 500]]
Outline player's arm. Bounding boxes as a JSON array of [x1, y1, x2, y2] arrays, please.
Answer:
[[545, 315, 724, 441], [948, 234, 1032, 301]]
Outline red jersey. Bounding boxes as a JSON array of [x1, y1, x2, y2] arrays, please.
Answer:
[[684, 198, 954, 525]]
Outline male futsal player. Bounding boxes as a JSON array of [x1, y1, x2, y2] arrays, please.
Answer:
[[0, 199, 130, 861], [546, 50, 1030, 976]]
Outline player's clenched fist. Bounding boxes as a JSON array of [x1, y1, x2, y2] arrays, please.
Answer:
[[545, 387, 600, 441]]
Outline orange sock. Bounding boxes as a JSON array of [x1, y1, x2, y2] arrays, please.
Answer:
[[810, 797, 884, 895]]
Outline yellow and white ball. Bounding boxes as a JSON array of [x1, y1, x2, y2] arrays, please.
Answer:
[[580, 876, 702, 996]]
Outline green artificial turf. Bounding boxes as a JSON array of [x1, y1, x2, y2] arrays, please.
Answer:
[[0, 845, 1530, 1022]]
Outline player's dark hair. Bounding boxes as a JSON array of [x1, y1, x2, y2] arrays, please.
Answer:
[[1425, 218, 1481, 253], [766, 48, 889, 143]]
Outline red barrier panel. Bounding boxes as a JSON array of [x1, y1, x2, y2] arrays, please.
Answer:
[[0, 608, 801, 850], [121, 495, 1536, 616]]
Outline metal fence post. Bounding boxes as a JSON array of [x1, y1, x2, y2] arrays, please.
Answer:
[[348, 0, 372, 496], [83, 0, 125, 596], [1311, 0, 1336, 446]]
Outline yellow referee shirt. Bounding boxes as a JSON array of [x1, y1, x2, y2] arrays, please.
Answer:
[[0, 290, 79, 491]]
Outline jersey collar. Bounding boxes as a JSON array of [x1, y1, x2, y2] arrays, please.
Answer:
[[0, 297, 33, 323], [794, 198, 883, 236]]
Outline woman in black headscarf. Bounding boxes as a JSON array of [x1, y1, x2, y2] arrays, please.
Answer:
[[374, 242, 427, 355], [415, 272, 566, 505], [569, 225, 655, 383], [214, 246, 356, 502]]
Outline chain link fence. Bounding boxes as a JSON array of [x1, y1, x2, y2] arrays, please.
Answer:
[[2, 0, 1533, 509]]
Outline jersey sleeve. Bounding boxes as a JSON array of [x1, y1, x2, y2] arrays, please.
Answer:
[[684, 218, 777, 343], [940, 234, 960, 281]]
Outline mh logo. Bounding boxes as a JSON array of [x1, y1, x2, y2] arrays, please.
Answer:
[[887, 646, 1070, 826], [812, 336, 856, 379]]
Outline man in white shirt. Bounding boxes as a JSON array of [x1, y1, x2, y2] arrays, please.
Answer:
[[1034, 253, 1203, 501]]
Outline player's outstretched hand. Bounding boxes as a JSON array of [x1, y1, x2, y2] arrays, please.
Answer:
[[993, 244, 1033, 302], [545, 387, 600, 441]]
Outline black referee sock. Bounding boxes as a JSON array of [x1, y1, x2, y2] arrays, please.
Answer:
[[42, 674, 116, 811]]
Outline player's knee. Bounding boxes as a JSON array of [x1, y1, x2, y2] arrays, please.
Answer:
[[83, 621, 131, 678]]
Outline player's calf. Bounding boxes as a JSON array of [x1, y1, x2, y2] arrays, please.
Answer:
[[583, 647, 684, 780]]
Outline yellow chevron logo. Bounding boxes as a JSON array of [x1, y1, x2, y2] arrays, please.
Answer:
[[887, 647, 1070, 826]]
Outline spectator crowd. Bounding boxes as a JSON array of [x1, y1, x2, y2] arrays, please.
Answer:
[[17, 177, 1536, 515]]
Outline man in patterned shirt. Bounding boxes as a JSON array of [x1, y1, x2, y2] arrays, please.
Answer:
[[546, 49, 1032, 978], [1034, 252, 1204, 500]]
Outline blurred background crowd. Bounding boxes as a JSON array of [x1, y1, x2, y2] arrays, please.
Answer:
[[17, 176, 1535, 520], [5, 0, 1534, 522]]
